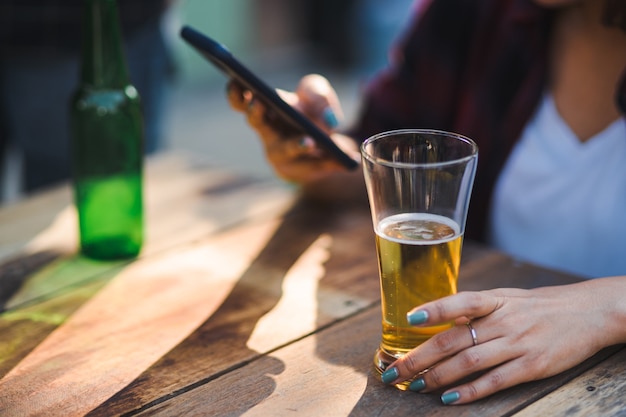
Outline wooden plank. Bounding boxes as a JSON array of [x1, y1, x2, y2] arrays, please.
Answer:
[[0, 196, 589, 416], [0, 217, 291, 416], [458, 249, 583, 290], [0, 148, 596, 417], [0, 150, 537, 315], [0, 253, 130, 313], [0, 152, 291, 263], [512, 347, 626, 417], [0, 213, 490, 394], [89, 234, 586, 415], [0, 277, 111, 379], [0, 250, 61, 311], [86, 200, 382, 416], [0, 154, 295, 311], [0, 193, 374, 387], [0, 201, 380, 417], [0, 185, 73, 260], [133, 306, 618, 417]]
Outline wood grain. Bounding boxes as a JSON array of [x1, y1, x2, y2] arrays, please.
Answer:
[[0, 153, 294, 311], [0, 217, 291, 416], [132, 307, 618, 417], [90, 233, 586, 416], [86, 199, 381, 416], [1, 152, 617, 417], [512, 347, 626, 417]]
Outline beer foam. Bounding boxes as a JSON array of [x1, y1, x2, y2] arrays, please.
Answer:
[[375, 213, 461, 245]]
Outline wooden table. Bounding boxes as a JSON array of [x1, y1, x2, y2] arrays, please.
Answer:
[[1, 153, 624, 416]]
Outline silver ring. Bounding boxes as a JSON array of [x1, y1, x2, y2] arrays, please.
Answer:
[[466, 322, 478, 346]]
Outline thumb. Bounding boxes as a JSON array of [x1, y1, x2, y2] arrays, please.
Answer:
[[295, 74, 344, 131]]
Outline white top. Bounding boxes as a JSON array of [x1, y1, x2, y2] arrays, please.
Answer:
[[488, 94, 626, 278]]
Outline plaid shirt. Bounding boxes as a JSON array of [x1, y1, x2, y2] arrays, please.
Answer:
[[350, 0, 626, 242], [0, 0, 167, 58]]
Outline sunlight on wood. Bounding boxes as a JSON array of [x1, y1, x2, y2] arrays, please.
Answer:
[[0, 219, 283, 417], [247, 233, 370, 353], [25, 205, 78, 256], [242, 344, 369, 417]]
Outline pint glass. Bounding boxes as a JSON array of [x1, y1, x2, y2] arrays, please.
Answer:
[[361, 129, 478, 386]]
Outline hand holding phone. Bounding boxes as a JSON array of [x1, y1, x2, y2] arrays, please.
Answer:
[[179, 25, 358, 170]]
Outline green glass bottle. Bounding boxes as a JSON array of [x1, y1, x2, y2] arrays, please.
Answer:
[[70, 0, 144, 260]]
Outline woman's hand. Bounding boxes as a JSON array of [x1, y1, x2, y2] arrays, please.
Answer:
[[226, 74, 360, 185], [381, 277, 626, 404]]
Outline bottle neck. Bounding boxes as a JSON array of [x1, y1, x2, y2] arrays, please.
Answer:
[[80, 0, 130, 88]]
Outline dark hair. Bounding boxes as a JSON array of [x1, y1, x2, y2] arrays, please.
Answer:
[[602, 0, 626, 32]]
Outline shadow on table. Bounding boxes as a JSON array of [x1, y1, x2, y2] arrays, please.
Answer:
[[86, 196, 368, 415], [85, 184, 593, 416], [0, 250, 129, 380], [0, 251, 60, 312]]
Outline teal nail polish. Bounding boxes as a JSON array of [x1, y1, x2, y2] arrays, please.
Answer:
[[409, 377, 426, 392], [441, 391, 461, 405], [323, 107, 339, 128], [381, 367, 399, 384], [407, 310, 428, 325]]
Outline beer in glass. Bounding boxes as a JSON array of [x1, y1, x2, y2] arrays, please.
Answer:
[[361, 129, 478, 389]]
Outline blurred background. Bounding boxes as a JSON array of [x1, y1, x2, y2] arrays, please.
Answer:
[[0, 0, 414, 205]]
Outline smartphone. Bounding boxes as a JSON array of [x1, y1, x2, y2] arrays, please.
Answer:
[[179, 25, 358, 170]]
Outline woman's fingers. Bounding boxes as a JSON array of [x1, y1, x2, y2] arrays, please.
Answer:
[[406, 291, 503, 327], [238, 96, 345, 182], [385, 333, 542, 404], [228, 75, 340, 135], [383, 318, 537, 404], [386, 318, 500, 384], [276, 87, 299, 107], [439, 358, 532, 404], [225, 76, 353, 183], [418, 335, 520, 391], [296, 74, 343, 131], [382, 284, 610, 404], [226, 80, 249, 112]]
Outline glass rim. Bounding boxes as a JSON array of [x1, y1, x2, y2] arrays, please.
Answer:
[[360, 129, 478, 169]]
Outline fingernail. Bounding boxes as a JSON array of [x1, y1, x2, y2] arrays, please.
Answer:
[[381, 367, 399, 384], [407, 310, 428, 325], [322, 107, 339, 128], [409, 377, 426, 392], [441, 391, 461, 405]]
